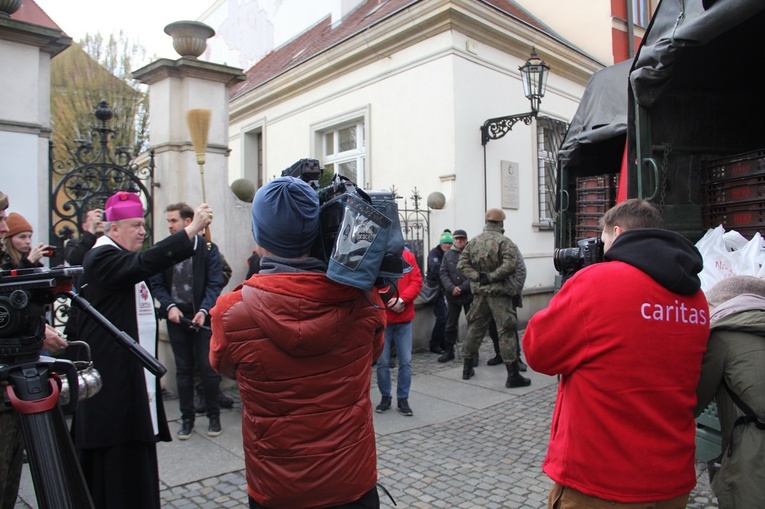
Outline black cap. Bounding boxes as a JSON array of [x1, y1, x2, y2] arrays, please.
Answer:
[[453, 229, 467, 238]]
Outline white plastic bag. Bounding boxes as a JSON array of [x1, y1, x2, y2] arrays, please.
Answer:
[[738, 232, 764, 277], [696, 225, 765, 292]]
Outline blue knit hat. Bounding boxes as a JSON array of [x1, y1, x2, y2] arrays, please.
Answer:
[[251, 176, 320, 258]]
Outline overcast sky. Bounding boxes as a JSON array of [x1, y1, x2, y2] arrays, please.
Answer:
[[35, 0, 218, 66]]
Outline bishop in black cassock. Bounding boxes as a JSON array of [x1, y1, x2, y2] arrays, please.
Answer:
[[72, 192, 213, 509]]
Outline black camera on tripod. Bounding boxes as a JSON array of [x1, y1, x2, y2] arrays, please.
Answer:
[[0, 267, 81, 363], [553, 236, 604, 282], [0, 266, 163, 509], [0, 267, 100, 508]]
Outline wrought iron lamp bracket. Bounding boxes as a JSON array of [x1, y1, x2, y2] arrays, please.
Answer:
[[481, 111, 538, 145]]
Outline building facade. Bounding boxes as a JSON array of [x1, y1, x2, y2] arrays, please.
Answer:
[[211, 0, 602, 323]]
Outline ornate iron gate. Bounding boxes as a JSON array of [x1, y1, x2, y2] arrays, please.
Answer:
[[393, 187, 431, 275], [48, 100, 155, 327]]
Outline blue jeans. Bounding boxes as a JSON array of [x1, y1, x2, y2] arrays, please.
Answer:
[[376, 322, 413, 400]]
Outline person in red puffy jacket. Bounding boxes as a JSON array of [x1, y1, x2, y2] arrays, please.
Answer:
[[210, 177, 386, 509]]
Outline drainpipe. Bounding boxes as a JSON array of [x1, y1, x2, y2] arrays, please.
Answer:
[[625, 0, 636, 58]]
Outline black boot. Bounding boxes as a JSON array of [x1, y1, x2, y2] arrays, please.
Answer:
[[487, 354, 503, 366], [517, 358, 528, 372], [462, 358, 475, 380], [437, 349, 455, 363], [505, 362, 531, 388]]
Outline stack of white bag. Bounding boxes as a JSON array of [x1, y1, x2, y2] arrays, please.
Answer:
[[696, 224, 765, 292]]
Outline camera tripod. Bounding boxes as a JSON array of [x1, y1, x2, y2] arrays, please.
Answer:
[[1, 354, 93, 509], [0, 285, 166, 509]]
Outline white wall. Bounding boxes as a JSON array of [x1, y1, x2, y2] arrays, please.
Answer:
[[450, 36, 584, 291], [514, 0, 613, 64], [0, 39, 54, 247], [227, 20, 588, 292]]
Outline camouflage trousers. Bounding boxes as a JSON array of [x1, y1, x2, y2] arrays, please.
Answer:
[[461, 293, 518, 364], [0, 410, 24, 509]]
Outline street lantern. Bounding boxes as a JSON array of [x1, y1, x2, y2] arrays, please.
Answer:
[[519, 47, 549, 113], [481, 47, 550, 145]]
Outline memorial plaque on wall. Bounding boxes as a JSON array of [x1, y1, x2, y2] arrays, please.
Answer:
[[501, 160, 519, 209]]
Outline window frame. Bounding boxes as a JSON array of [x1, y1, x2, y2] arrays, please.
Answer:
[[311, 107, 370, 188], [533, 116, 568, 230]]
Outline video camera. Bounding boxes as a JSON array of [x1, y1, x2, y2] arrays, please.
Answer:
[[553, 236, 604, 282], [0, 266, 82, 364], [282, 159, 406, 291]]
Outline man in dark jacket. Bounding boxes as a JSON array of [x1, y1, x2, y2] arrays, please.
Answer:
[[425, 230, 452, 354], [211, 177, 386, 509], [150, 203, 224, 439], [438, 229, 471, 362], [74, 192, 212, 509]]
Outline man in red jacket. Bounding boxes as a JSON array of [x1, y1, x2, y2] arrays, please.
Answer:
[[375, 248, 423, 416], [524, 199, 709, 508], [210, 177, 386, 509]]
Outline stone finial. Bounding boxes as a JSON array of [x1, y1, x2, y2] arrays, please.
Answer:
[[164, 20, 215, 59], [0, 0, 22, 17]]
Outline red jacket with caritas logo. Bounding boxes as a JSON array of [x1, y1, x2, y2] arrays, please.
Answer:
[[523, 229, 709, 503], [210, 266, 386, 509]]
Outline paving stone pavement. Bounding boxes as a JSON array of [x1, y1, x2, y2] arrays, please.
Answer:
[[15, 338, 718, 508]]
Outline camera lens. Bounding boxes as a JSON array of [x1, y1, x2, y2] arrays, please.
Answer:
[[9, 290, 28, 309], [553, 247, 584, 274]]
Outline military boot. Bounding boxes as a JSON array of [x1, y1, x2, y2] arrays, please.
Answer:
[[462, 358, 475, 380], [437, 348, 455, 363], [505, 362, 531, 388]]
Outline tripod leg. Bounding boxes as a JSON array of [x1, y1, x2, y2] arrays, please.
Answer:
[[19, 407, 94, 509], [7, 373, 94, 509]]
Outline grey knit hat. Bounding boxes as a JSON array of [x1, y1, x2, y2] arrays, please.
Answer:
[[705, 275, 765, 308]]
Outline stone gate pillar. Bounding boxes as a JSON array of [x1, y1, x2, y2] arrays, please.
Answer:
[[132, 24, 246, 393], [132, 28, 246, 278]]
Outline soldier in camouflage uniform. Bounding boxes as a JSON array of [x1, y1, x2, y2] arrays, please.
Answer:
[[456, 208, 531, 388]]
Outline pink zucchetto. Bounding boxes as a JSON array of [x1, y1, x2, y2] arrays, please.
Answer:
[[104, 192, 144, 221]]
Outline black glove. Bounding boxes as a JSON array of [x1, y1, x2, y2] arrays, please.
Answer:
[[479, 272, 490, 285]]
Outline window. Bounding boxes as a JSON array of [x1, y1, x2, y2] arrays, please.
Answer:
[[536, 117, 568, 229], [313, 108, 369, 188], [321, 122, 365, 185], [243, 127, 263, 189], [633, 0, 650, 28]]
